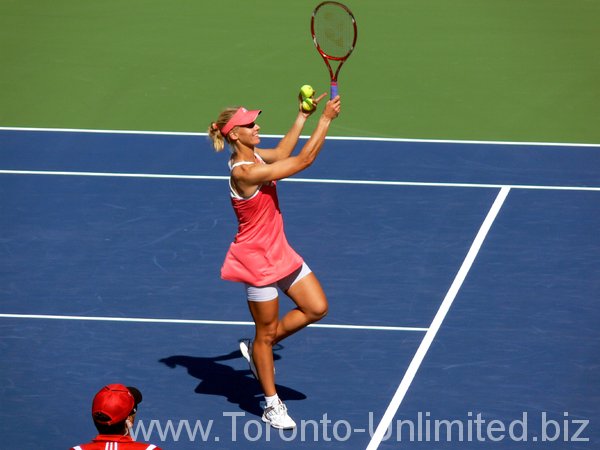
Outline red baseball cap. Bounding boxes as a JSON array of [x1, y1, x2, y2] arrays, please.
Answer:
[[220, 107, 261, 136], [91, 384, 143, 425]]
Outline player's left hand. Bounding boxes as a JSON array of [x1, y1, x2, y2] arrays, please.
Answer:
[[299, 92, 327, 117]]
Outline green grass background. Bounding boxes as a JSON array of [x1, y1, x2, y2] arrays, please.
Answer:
[[1, 0, 599, 143]]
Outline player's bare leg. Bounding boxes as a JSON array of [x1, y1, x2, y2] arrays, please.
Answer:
[[247, 298, 279, 396], [275, 272, 328, 343]]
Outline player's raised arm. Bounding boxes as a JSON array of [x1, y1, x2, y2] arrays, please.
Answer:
[[235, 96, 340, 187], [258, 88, 328, 164]]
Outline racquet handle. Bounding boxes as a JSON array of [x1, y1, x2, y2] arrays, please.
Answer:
[[330, 82, 338, 99]]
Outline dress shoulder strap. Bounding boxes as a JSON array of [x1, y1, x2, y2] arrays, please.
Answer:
[[229, 152, 264, 171], [229, 160, 254, 171]]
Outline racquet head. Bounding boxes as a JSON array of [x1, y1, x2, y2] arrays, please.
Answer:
[[311, 1, 357, 98]]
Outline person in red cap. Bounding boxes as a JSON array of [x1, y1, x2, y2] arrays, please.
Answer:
[[208, 93, 341, 429], [69, 384, 162, 450]]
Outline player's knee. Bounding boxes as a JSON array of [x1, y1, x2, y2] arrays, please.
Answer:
[[307, 300, 328, 323], [256, 322, 278, 345]]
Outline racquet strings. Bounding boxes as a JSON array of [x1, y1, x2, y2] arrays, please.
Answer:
[[313, 3, 355, 58]]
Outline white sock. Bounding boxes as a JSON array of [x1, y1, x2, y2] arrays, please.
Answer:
[[265, 394, 279, 408]]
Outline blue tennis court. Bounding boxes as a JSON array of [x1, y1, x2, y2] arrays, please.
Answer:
[[1, 128, 598, 449]]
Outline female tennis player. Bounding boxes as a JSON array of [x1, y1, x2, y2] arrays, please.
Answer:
[[208, 92, 340, 429]]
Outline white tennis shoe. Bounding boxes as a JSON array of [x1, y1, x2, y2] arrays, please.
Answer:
[[239, 339, 259, 380], [262, 399, 297, 429], [240, 339, 276, 380]]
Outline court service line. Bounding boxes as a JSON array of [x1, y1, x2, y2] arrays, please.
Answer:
[[1, 169, 599, 192], [366, 186, 511, 450], [1, 126, 599, 148], [0, 169, 226, 181], [0, 313, 428, 332], [288, 177, 600, 192]]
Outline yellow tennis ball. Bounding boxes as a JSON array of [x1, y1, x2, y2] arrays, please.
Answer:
[[302, 97, 316, 112], [300, 84, 315, 99]]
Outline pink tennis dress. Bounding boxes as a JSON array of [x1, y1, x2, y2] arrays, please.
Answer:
[[220, 154, 303, 286]]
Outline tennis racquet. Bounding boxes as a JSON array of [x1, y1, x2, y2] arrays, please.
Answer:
[[311, 1, 358, 99]]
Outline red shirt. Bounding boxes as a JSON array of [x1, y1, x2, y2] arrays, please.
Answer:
[[70, 434, 161, 450], [221, 156, 303, 286]]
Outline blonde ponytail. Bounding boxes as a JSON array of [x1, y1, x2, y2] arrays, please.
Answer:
[[207, 122, 225, 152], [207, 106, 241, 152]]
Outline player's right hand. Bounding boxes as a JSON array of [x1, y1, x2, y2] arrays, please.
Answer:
[[323, 95, 341, 120]]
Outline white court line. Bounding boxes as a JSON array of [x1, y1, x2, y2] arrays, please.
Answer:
[[1, 125, 599, 147], [1, 169, 599, 192], [287, 177, 600, 192], [366, 186, 511, 450], [0, 126, 200, 137], [0, 313, 428, 332], [0, 169, 226, 181]]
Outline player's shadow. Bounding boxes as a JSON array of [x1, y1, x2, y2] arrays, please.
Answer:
[[159, 346, 306, 417]]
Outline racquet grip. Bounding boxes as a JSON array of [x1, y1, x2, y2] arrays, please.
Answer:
[[330, 82, 338, 99]]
